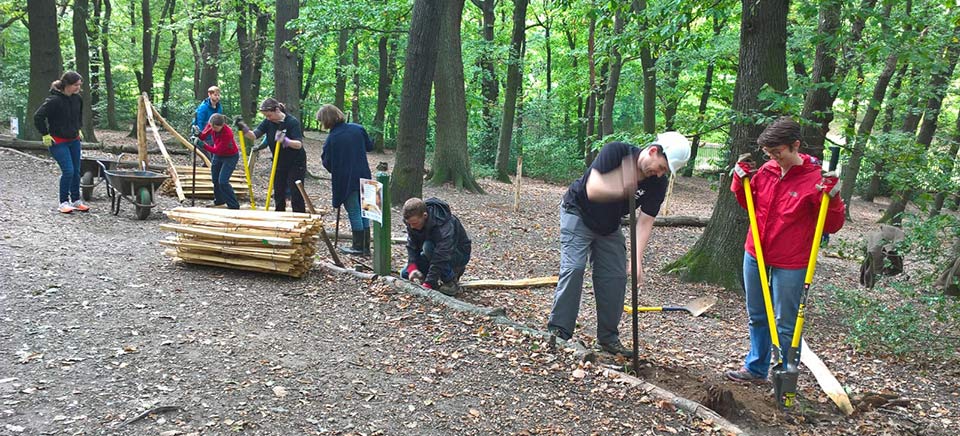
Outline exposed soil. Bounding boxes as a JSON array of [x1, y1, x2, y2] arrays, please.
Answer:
[[0, 129, 956, 435]]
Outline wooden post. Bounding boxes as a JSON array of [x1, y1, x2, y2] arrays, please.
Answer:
[[373, 162, 392, 275], [142, 93, 185, 201], [513, 155, 523, 213], [136, 96, 148, 167]]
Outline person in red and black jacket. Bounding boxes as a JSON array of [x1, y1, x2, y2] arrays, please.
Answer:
[[33, 71, 89, 214], [198, 113, 240, 209], [726, 116, 845, 384]]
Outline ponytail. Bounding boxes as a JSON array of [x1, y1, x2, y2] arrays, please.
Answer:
[[50, 71, 82, 92], [258, 97, 287, 114]]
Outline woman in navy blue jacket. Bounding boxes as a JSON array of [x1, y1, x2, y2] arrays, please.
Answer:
[[318, 104, 373, 255]]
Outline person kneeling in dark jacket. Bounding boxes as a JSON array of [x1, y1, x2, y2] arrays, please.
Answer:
[[401, 197, 472, 296]]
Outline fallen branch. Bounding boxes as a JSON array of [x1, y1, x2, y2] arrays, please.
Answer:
[[0, 137, 102, 152], [460, 276, 558, 290], [314, 260, 746, 435], [622, 215, 709, 228], [613, 372, 744, 435], [0, 146, 50, 163]]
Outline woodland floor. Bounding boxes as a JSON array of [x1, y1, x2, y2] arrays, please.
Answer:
[[0, 129, 957, 436]]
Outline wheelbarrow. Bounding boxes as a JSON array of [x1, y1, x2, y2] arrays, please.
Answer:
[[97, 161, 169, 220], [79, 157, 117, 201]]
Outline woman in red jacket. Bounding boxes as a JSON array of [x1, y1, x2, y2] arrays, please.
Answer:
[[726, 116, 844, 384], [198, 113, 240, 209]]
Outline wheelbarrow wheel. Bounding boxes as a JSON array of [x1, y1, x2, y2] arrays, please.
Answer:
[[135, 186, 152, 220], [81, 171, 94, 201]]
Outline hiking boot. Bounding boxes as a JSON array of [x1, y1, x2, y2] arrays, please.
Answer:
[[71, 199, 90, 212], [438, 281, 461, 297], [58, 201, 75, 214], [596, 340, 635, 358], [725, 367, 768, 385]]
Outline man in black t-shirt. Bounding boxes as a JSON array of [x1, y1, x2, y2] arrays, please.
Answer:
[[547, 132, 690, 357]]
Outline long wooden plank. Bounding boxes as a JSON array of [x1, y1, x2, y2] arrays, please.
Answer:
[[166, 250, 308, 278], [460, 276, 559, 289], [171, 206, 318, 221], [801, 340, 854, 415], [142, 93, 185, 201], [160, 239, 301, 262]]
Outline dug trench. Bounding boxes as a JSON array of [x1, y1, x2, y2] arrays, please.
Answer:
[[620, 354, 871, 434]]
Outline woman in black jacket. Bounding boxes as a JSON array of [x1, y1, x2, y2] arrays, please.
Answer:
[[33, 71, 88, 214]]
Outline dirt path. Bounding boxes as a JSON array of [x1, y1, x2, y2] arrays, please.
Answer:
[[1, 132, 956, 435]]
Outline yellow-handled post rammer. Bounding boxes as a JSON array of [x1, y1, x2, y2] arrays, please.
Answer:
[[263, 130, 286, 210], [742, 176, 784, 377], [236, 126, 256, 210]]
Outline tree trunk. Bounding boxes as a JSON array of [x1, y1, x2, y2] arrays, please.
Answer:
[[666, 0, 789, 290], [930, 107, 960, 216], [140, 0, 153, 99], [96, 0, 118, 129], [252, 6, 268, 116], [662, 57, 682, 131], [25, 0, 63, 140], [683, 16, 723, 178], [638, 0, 656, 134], [237, 2, 254, 122], [599, 9, 626, 137], [840, 52, 897, 209], [372, 35, 395, 152], [160, 0, 177, 119], [430, 0, 482, 193], [72, 0, 98, 141], [334, 29, 349, 110], [864, 62, 909, 201], [494, 0, 528, 183], [274, 0, 301, 119], [584, 14, 598, 166], [198, 19, 221, 100], [390, 0, 442, 205], [798, 0, 842, 160], [351, 39, 361, 123], [882, 26, 960, 224], [473, 0, 498, 166]]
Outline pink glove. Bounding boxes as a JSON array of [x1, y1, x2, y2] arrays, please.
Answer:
[[817, 173, 841, 197], [422, 282, 433, 290], [732, 161, 756, 180], [275, 130, 290, 148]]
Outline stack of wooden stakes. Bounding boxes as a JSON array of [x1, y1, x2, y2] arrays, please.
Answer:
[[160, 207, 323, 277], [159, 165, 250, 199]]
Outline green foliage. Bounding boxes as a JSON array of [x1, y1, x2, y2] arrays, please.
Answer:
[[522, 136, 584, 185], [833, 283, 960, 359]]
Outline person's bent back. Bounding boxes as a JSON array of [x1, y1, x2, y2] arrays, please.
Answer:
[[401, 197, 472, 296]]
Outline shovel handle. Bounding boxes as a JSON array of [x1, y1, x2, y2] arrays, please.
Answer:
[[623, 305, 689, 314]]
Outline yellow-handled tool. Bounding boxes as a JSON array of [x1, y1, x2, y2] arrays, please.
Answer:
[[263, 129, 286, 210], [624, 295, 717, 317], [743, 176, 783, 365], [236, 125, 256, 210], [775, 192, 831, 408]]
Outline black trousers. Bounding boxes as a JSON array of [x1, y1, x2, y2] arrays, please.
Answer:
[[273, 160, 306, 213]]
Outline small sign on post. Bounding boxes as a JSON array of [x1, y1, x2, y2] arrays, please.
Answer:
[[359, 178, 383, 224], [10, 117, 19, 137]]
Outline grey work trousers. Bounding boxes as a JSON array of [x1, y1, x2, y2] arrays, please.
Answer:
[[547, 206, 627, 344]]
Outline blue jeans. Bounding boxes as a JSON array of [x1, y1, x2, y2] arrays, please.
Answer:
[[210, 153, 239, 209], [547, 206, 627, 345], [400, 240, 471, 283], [741, 253, 805, 377], [49, 140, 81, 203], [343, 190, 369, 231]]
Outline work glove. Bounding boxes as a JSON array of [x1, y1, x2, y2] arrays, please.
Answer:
[[234, 117, 249, 132], [41, 134, 54, 147], [405, 264, 424, 283], [422, 281, 435, 290], [191, 125, 201, 136], [78, 130, 83, 140], [731, 153, 756, 180], [275, 130, 290, 148], [817, 171, 842, 198]]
